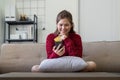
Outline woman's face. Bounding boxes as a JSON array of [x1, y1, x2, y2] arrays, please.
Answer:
[[57, 18, 72, 35]]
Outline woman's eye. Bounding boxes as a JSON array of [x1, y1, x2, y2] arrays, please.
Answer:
[[65, 24, 69, 26], [60, 24, 63, 26]]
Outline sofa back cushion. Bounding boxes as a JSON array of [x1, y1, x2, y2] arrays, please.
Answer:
[[82, 41, 120, 72], [0, 43, 46, 73]]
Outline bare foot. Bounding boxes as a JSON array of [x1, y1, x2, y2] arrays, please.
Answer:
[[83, 61, 96, 72], [31, 65, 40, 72]]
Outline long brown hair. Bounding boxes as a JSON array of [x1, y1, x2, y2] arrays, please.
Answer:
[[54, 10, 75, 35]]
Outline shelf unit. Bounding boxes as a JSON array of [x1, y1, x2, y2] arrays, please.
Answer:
[[4, 15, 38, 43]]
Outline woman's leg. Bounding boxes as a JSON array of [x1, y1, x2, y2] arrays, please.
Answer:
[[83, 61, 96, 72], [31, 65, 40, 72]]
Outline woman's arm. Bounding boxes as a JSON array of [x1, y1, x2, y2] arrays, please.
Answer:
[[46, 34, 60, 59], [63, 34, 82, 57]]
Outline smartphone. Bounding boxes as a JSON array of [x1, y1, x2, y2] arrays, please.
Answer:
[[55, 41, 63, 50]]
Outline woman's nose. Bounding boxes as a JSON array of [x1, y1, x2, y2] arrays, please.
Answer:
[[62, 26, 65, 29]]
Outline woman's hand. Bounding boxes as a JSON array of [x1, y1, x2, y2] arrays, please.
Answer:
[[53, 44, 65, 56], [60, 34, 67, 40]]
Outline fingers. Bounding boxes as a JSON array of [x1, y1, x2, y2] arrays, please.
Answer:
[[53, 44, 62, 53], [53, 45, 65, 56], [53, 46, 56, 51], [56, 44, 62, 50], [57, 46, 65, 53], [59, 34, 67, 40]]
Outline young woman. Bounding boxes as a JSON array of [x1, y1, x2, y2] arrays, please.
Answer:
[[31, 10, 96, 72]]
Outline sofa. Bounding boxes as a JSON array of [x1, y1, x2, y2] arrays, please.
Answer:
[[0, 41, 120, 80]]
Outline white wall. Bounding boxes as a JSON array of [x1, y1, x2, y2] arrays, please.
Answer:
[[39, 0, 78, 43], [79, 0, 120, 42], [1, 0, 120, 44], [118, 0, 120, 39]]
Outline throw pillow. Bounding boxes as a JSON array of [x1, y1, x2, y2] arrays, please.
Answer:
[[39, 56, 88, 72]]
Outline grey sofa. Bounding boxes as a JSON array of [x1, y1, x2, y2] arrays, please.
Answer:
[[0, 41, 120, 80]]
